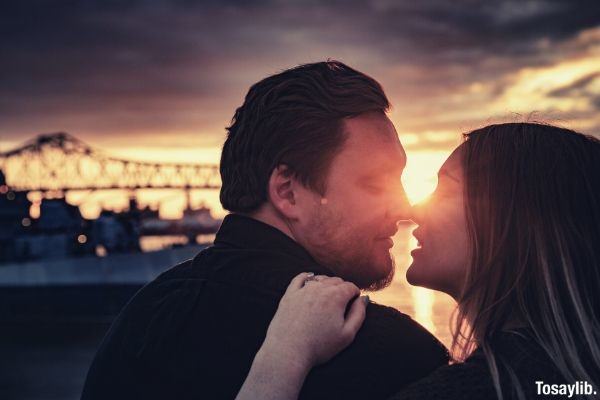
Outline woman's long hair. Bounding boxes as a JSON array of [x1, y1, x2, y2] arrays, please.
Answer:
[[452, 123, 600, 399]]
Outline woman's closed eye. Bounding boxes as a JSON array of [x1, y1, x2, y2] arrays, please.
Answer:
[[429, 187, 459, 202]]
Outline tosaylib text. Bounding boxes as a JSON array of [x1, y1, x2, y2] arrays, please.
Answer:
[[535, 381, 596, 397]]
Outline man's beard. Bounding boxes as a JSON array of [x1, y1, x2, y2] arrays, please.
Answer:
[[365, 256, 395, 291], [312, 243, 396, 291], [303, 206, 396, 290]]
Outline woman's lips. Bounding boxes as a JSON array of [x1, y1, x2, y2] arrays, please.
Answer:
[[410, 240, 423, 257], [410, 247, 423, 257], [411, 229, 424, 256]]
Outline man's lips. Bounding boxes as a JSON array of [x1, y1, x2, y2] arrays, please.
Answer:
[[376, 237, 394, 248], [379, 226, 399, 239], [375, 226, 398, 248]]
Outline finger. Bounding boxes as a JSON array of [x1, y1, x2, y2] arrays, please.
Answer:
[[302, 276, 334, 287], [343, 295, 368, 338], [287, 272, 314, 293], [312, 276, 343, 285], [302, 274, 325, 286], [337, 282, 361, 300], [325, 283, 360, 309]]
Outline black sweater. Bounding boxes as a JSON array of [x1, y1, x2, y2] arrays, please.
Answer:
[[82, 214, 449, 400], [389, 330, 577, 400]]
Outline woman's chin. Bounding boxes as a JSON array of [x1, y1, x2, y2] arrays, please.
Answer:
[[406, 263, 458, 299], [406, 259, 436, 290], [406, 262, 425, 287]]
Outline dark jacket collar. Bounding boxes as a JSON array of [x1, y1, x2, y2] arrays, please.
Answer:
[[214, 213, 323, 268]]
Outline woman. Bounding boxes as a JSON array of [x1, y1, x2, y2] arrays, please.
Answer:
[[236, 123, 600, 400]]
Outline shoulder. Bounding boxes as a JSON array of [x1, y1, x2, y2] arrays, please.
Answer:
[[492, 331, 566, 397], [362, 301, 425, 331], [359, 301, 449, 362], [387, 354, 496, 400], [120, 259, 201, 312], [99, 258, 208, 351], [305, 301, 449, 395]]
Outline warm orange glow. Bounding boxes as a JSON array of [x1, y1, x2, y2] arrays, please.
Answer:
[[406, 233, 437, 333], [95, 245, 107, 257], [26, 191, 43, 219], [493, 53, 600, 114], [108, 146, 222, 165], [51, 148, 453, 219], [412, 286, 436, 334], [402, 151, 450, 204]]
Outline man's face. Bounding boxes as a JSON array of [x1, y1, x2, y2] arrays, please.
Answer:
[[293, 112, 410, 290]]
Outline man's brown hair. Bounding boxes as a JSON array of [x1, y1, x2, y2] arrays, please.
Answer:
[[220, 60, 390, 212]]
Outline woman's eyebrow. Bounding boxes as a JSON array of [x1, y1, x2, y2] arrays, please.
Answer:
[[438, 169, 460, 183]]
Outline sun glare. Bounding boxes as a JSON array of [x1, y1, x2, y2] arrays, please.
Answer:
[[401, 151, 450, 204], [43, 148, 452, 219]]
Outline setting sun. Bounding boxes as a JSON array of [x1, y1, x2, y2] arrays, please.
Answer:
[[401, 150, 451, 204]]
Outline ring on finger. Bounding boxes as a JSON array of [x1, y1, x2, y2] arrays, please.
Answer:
[[303, 274, 326, 285]]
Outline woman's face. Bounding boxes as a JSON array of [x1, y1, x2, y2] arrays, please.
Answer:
[[406, 146, 469, 299]]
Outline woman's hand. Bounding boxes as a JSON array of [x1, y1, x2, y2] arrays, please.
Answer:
[[262, 272, 368, 369], [236, 272, 368, 400]]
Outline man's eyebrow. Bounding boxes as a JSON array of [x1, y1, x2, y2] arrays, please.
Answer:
[[362, 163, 405, 177], [438, 169, 460, 182]]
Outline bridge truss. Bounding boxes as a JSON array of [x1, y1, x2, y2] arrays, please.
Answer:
[[0, 133, 221, 192]]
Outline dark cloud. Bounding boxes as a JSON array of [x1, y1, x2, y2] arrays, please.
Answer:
[[1, 0, 599, 147]]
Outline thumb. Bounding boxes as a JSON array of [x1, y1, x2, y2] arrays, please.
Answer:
[[343, 295, 368, 338]]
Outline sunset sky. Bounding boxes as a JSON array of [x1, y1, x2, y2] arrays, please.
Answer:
[[1, 0, 599, 216]]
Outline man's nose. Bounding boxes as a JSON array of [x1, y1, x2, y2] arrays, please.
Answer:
[[387, 184, 412, 221]]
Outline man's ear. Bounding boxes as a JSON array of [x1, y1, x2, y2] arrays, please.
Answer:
[[267, 165, 301, 220]]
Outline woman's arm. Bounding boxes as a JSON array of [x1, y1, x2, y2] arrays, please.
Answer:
[[235, 343, 311, 400], [236, 272, 368, 400]]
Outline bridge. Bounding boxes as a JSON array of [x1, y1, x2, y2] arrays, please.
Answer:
[[0, 133, 221, 192]]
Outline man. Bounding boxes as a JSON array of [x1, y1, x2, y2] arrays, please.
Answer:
[[82, 61, 448, 400]]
